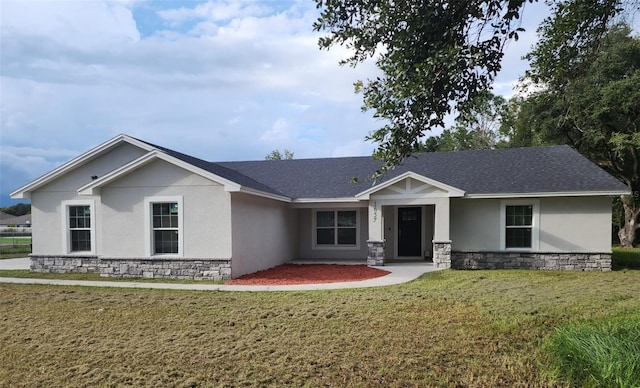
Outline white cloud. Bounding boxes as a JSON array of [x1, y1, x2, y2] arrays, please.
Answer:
[[0, 0, 553, 206]]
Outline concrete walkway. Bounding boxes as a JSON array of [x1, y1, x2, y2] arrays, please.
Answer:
[[0, 258, 440, 291]]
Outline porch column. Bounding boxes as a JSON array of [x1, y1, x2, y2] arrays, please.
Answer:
[[367, 200, 385, 265], [433, 198, 451, 269]]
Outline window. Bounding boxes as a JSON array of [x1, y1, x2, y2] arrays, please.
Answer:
[[501, 200, 539, 250], [145, 196, 183, 256], [152, 203, 179, 254], [69, 205, 91, 251], [315, 210, 357, 247], [505, 205, 532, 248], [62, 200, 95, 254]]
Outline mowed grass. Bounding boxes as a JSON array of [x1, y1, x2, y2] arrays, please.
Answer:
[[0, 236, 31, 245], [1, 270, 640, 387]]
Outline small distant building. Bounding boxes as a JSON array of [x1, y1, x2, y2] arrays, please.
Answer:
[[0, 212, 32, 229]]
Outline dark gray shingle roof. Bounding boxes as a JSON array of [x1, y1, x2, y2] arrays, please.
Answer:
[[142, 138, 627, 199]]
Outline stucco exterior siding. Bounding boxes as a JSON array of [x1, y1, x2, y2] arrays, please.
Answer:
[[37, 143, 147, 193], [450, 196, 613, 253], [230, 193, 296, 277], [28, 143, 148, 255], [450, 198, 501, 251], [100, 159, 232, 258], [297, 208, 369, 260], [538, 196, 612, 252]]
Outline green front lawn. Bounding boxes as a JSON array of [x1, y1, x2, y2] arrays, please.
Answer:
[[1, 269, 639, 386]]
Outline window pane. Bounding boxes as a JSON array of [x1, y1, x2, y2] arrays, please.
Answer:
[[337, 211, 356, 227], [316, 211, 334, 228], [337, 228, 356, 245], [154, 230, 178, 254], [71, 230, 91, 251], [316, 228, 335, 245], [506, 205, 532, 226], [506, 228, 532, 248]]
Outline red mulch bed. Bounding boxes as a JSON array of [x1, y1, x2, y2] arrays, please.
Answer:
[[225, 264, 391, 285]]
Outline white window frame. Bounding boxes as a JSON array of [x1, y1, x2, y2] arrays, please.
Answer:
[[500, 199, 540, 251], [62, 200, 96, 254], [312, 209, 360, 250], [144, 196, 184, 257]]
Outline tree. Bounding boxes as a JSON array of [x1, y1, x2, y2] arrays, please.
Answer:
[[419, 91, 508, 152], [0, 203, 31, 216], [512, 25, 640, 246], [313, 0, 627, 175], [265, 149, 294, 160]]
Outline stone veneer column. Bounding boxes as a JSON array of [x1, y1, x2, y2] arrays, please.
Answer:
[[367, 240, 385, 266], [432, 241, 452, 269]]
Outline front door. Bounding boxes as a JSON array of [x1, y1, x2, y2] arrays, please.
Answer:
[[398, 207, 422, 257]]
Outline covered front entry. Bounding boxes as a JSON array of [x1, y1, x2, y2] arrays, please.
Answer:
[[357, 172, 464, 268]]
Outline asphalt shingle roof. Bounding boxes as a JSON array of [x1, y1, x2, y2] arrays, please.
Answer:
[[142, 138, 628, 199]]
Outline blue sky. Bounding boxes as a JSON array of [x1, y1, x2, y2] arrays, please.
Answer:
[[0, 0, 553, 207]]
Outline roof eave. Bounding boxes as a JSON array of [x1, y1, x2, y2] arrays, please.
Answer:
[[78, 151, 242, 195], [10, 134, 155, 199], [464, 190, 630, 199], [355, 171, 465, 199]]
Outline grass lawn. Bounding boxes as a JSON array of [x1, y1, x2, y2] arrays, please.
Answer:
[[0, 236, 32, 259], [1, 269, 639, 387], [0, 269, 224, 284], [0, 236, 31, 245]]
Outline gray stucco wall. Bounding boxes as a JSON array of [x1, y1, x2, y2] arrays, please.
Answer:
[[30, 143, 148, 255], [231, 193, 297, 277], [450, 196, 613, 253], [297, 207, 369, 260], [100, 159, 232, 258]]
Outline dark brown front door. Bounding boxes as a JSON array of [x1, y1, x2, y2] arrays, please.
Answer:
[[398, 207, 422, 257]]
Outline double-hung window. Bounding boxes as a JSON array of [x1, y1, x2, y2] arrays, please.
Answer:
[[505, 205, 532, 248], [62, 200, 95, 254], [69, 205, 91, 251], [501, 201, 539, 250], [152, 203, 179, 254], [145, 196, 183, 256], [315, 210, 358, 247]]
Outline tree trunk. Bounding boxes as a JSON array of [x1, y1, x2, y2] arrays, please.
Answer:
[[617, 195, 640, 247]]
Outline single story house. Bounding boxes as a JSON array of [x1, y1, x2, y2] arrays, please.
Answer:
[[0, 212, 31, 229], [11, 134, 629, 279]]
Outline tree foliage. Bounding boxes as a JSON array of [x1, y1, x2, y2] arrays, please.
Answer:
[[512, 24, 640, 246], [0, 203, 31, 216], [314, 0, 529, 174], [313, 0, 630, 176], [265, 149, 294, 160], [420, 91, 508, 152]]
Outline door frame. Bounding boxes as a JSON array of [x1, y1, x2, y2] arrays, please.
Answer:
[[394, 206, 426, 260]]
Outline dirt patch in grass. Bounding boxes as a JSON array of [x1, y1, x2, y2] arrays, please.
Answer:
[[226, 264, 390, 285]]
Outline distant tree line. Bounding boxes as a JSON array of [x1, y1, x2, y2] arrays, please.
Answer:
[[1, 203, 31, 217]]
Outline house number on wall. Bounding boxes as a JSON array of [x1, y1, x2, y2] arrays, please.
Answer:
[[373, 201, 378, 222]]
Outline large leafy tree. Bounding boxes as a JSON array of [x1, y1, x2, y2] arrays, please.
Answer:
[[511, 25, 640, 246], [419, 91, 508, 152], [313, 0, 625, 175]]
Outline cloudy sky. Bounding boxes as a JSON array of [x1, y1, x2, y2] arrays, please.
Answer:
[[0, 0, 552, 207]]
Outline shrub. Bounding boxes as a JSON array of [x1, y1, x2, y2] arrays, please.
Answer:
[[612, 247, 640, 270]]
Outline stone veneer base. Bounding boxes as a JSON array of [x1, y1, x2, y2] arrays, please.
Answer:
[[29, 255, 232, 280], [451, 251, 611, 271]]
